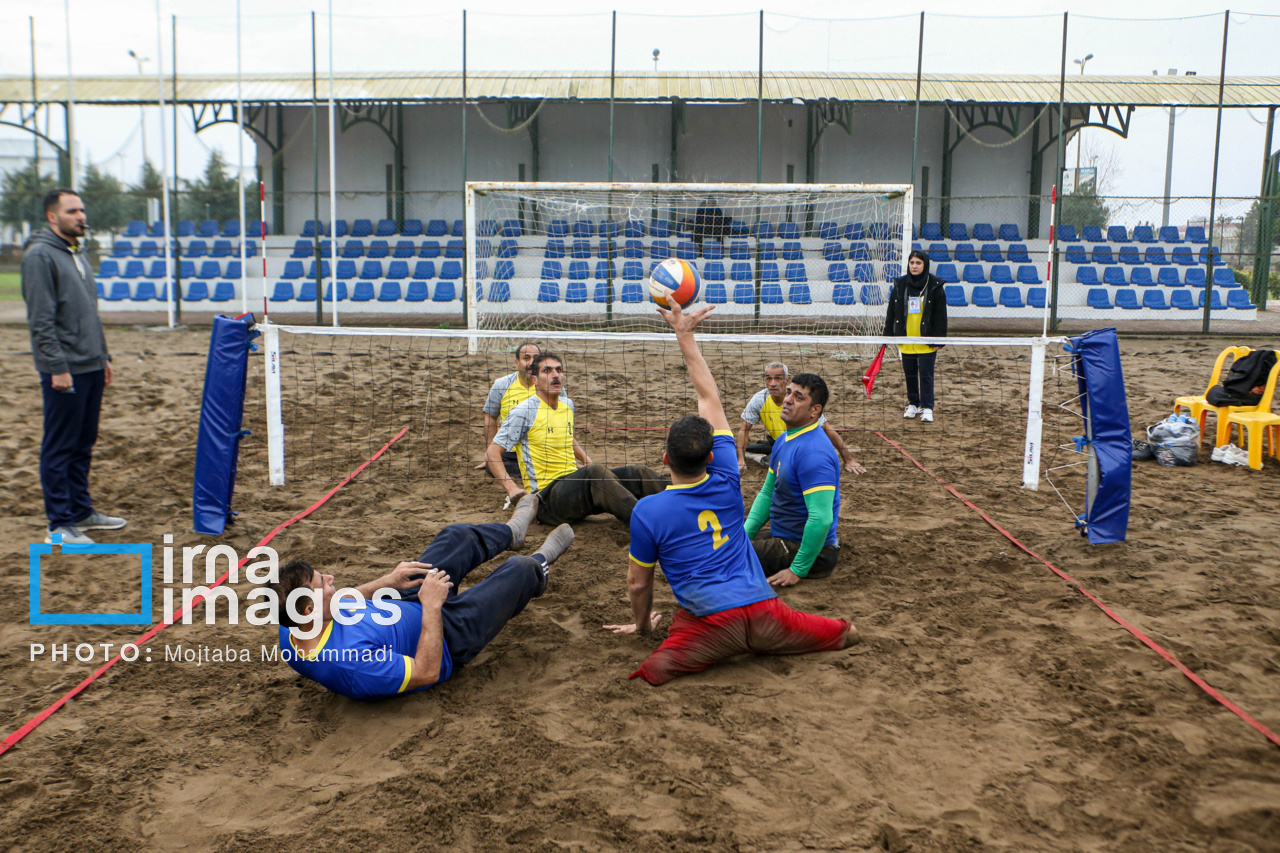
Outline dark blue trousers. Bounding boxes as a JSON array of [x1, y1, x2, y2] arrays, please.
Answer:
[[39, 369, 105, 528], [403, 523, 542, 668], [902, 352, 937, 409]]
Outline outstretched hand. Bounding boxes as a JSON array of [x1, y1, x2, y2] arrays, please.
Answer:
[[656, 300, 714, 334], [603, 612, 664, 635]]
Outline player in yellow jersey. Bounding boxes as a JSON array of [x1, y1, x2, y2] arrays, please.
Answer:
[[476, 341, 540, 475], [486, 352, 668, 526], [736, 361, 866, 475]]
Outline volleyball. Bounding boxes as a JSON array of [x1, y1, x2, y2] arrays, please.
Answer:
[[648, 258, 701, 309]]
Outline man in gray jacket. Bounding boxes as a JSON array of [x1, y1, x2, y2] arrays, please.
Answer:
[[22, 188, 126, 544]]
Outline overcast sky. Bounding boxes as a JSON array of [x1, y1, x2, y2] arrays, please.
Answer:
[[1, 0, 1275, 219]]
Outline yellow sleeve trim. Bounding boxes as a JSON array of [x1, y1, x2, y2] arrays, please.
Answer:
[[398, 655, 414, 693], [712, 429, 734, 437], [802, 485, 837, 495], [629, 553, 657, 568]]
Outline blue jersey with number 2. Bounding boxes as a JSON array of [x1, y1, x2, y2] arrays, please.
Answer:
[[629, 432, 777, 617]]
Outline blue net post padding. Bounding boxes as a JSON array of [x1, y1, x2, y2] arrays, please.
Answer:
[[1068, 327, 1131, 545], [192, 314, 258, 535]]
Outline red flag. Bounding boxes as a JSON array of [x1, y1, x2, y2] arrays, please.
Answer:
[[862, 345, 886, 399]]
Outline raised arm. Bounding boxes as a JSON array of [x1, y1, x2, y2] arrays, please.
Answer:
[[656, 302, 730, 432]]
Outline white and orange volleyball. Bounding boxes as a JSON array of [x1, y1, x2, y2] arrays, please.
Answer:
[[647, 258, 701, 309]]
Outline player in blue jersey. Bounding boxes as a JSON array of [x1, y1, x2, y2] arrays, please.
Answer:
[[744, 372, 842, 587], [603, 301, 858, 685], [272, 495, 575, 701]]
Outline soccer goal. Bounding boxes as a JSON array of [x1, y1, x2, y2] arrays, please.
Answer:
[[463, 182, 914, 336]]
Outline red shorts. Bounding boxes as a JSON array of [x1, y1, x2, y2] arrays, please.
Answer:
[[631, 598, 849, 686]]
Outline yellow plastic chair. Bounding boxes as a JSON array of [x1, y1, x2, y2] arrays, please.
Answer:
[[1223, 359, 1280, 470], [1174, 346, 1250, 448]]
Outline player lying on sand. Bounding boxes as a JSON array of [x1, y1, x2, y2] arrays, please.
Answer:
[[604, 301, 859, 686], [273, 495, 574, 701]]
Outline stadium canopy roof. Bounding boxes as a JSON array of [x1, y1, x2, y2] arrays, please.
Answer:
[[1, 71, 1277, 108]]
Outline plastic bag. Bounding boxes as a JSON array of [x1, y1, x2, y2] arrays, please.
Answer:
[[1154, 443, 1197, 467], [1147, 414, 1199, 467], [1131, 438, 1155, 461]]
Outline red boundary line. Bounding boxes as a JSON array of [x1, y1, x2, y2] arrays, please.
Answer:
[[875, 430, 1280, 751], [0, 426, 411, 758]]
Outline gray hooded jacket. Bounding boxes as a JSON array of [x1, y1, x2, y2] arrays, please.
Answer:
[[21, 229, 109, 375]]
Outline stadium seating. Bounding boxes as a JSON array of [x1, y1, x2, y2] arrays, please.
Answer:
[[382, 260, 408, 280], [211, 282, 235, 302], [297, 282, 317, 302], [1103, 267, 1126, 287], [120, 260, 144, 279], [1087, 288, 1112, 309], [183, 281, 209, 302], [999, 224, 1021, 242], [568, 261, 589, 281], [1107, 225, 1128, 243], [416, 241, 440, 259], [324, 282, 348, 301], [778, 222, 801, 240], [945, 285, 967, 307], [954, 243, 978, 263], [137, 240, 158, 258], [848, 242, 870, 262], [222, 221, 242, 238], [359, 260, 383, 280], [1133, 225, 1156, 243], [1017, 265, 1042, 285], [377, 282, 401, 302], [1170, 289, 1196, 310], [999, 286, 1024, 308], [884, 263, 901, 281], [132, 282, 160, 301], [860, 285, 885, 306], [1076, 266, 1100, 285], [1082, 225, 1104, 243], [1130, 268, 1154, 286], [823, 242, 845, 261], [341, 240, 363, 259], [935, 263, 959, 284], [1144, 247, 1168, 265], [1159, 226, 1182, 243], [1065, 245, 1087, 265], [329, 221, 349, 238], [972, 224, 995, 242], [828, 263, 850, 283], [199, 261, 223, 280], [443, 240, 463, 259], [651, 240, 671, 260], [1118, 246, 1141, 265], [404, 281, 429, 302], [564, 239, 586, 259], [653, 221, 672, 238], [1198, 290, 1226, 310], [1157, 268, 1182, 287], [541, 260, 562, 279], [1008, 244, 1032, 264], [621, 240, 642, 259], [948, 223, 968, 241], [921, 223, 943, 241], [1056, 224, 1078, 242], [1185, 269, 1206, 287], [402, 220, 424, 237], [97, 260, 119, 278], [620, 261, 644, 281], [270, 282, 294, 302], [175, 221, 194, 238], [962, 264, 987, 284], [844, 223, 865, 240], [1213, 268, 1237, 287], [104, 281, 131, 300], [111, 241, 133, 258], [1199, 247, 1223, 266], [1091, 246, 1114, 265], [591, 282, 611, 303], [1142, 290, 1169, 310], [1115, 289, 1141, 309], [373, 219, 395, 237], [927, 243, 950, 262], [705, 282, 728, 304], [434, 281, 458, 302], [125, 221, 147, 238], [1027, 287, 1048, 308], [981, 244, 1003, 263], [971, 286, 997, 307], [761, 263, 780, 283], [198, 220, 219, 238], [1171, 246, 1195, 266], [784, 263, 807, 283], [1186, 225, 1207, 243], [390, 240, 415, 259], [1227, 289, 1255, 309], [732, 282, 755, 304], [854, 263, 876, 283], [788, 282, 811, 304], [289, 240, 310, 259], [727, 262, 750, 282], [366, 240, 389, 259], [351, 219, 373, 238], [440, 261, 462, 280], [831, 282, 855, 305], [564, 280, 588, 303], [281, 260, 304, 280], [760, 281, 783, 304], [990, 265, 1015, 284], [426, 220, 448, 237]]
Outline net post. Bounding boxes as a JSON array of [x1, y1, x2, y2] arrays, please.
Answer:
[[263, 322, 286, 486], [465, 182, 478, 355], [1022, 339, 1047, 490]]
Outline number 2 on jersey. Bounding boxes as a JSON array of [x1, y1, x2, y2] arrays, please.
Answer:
[[697, 510, 730, 550]]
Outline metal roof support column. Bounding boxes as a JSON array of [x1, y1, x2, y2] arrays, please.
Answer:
[[1252, 106, 1276, 311], [910, 11, 923, 189], [608, 11, 616, 182], [1202, 10, 1229, 334], [274, 104, 285, 236], [940, 107, 951, 233], [756, 9, 763, 183], [1027, 106, 1043, 240], [394, 102, 405, 230], [670, 101, 678, 183], [1049, 12, 1068, 334]]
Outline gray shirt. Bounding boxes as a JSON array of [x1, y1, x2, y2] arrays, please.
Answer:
[[21, 229, 109, 375]]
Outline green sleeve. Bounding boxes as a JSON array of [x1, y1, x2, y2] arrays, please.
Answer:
[[743, 470, 776, 539], [789, 489, 835, 578]]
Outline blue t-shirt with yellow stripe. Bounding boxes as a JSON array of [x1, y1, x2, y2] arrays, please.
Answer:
[[628, 432, 777, 617], [278, 601, 452, 701], [767, 421, 841, 546]]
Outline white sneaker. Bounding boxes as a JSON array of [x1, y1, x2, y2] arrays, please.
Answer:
[[904, 405, 920, 419], [1224, 445, 1251, 467], [920, 408, 934, 423], [1211, 444, 1230, 462], [744, 452, 768, 467]]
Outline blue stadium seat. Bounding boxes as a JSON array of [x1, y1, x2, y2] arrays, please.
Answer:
[[947, 223, 968, 241], [759, 242, 777, 261], [831, 282, 856, 305], [124, 221, 147, 238], [624, 220, 646, 238], [1186, 268, 1207, 287], [145, 260, 167, 278], [1107, 226, 1129, 243], [288, 240, 310, 259], [598, 240, 618, 259], [823, 242, 844, 261], [367, 240, 390, 259], [1158, 226, 1182, 243], [493, 260, 514, 280], [433, 281, 457, 302], [860, 284, 885, 306], [104, 281, 131, 300], [1056, 224, 1078, 242], [443, 240, 463, 259], [730, 262, 752, 282], [1133, 225, 1156, 243], [193, 260, 221, 280], [1087, 288, 1112, 309], [111, 240, 133, 258], [990, 265, 1015, 284], [818, 221, 838, 240], [341, 240, 364, 259], [1130, 268, 1154, 286], [439, 260, 462, 279], [120, 260, 144, 279], [1213, 268, 1236, 287], [1115, 288, 1141, 309], [971, 285, 997, 307], [391, 240, 415, 259], [136, 240, 158, 258], [962, 264, 987, 284], [541, 260, 562, 279], [591, 281, 612, 303], [1227, 289, 1255, 309], [927, 243, 950, 263], [1157, 268, 1182, 287], [97, 260, 119, 278], [548, 220, 569, 238], [373, 219, 395, 238], [871, 222, 894, 241], [787, 282, 811, 304], [1144, 247, 1168, 265], [1102, 267, 1126, 287], [564, 280, 588, 303], [568, 261, 589, 281], [176, 221, 195, 238], [600, 221, 620, 239], [704, 261, 725, 281], [330, 221, 349, 238], [703, 241, 723, 260], [778, 222, 800, 240], [1065, 245, 1088, 265], [728, 241, 750, 260], [1170, 289, 1196, 310], [359, 260, 383, 280], [308, 260, 333, 279], [619, 282, 644, 303], [622, 261, 644, 281], [954, 243, 978, 263], [845, 223, 867, 241], [1075, 266, 1100, 285], [1118, 246, 1141, 265], [1199, 246, 1224, 266], [1198, 290, 1226, 310], [211, 281, 236, 302], [324, 281, 348, 301], [1007, 244, 1031, 264], [935, 263, 959, 284], [498, 219, 522, 238], [761, 263, 780, 283], [485, 281, 509, 303], [198, 220, 219, 238], [704, 282, 730, 304], [622, 240, 644, 259], [999, 286, 1024, 308], [999, 224, 1021, 242], [131, 281, 158, 301], [351, 219, 373, 238], [1171, 246, 1195, 266], [883, 263, 902, 282], [495, 239, 517, 259], [945, 285, 967, 307], [1186, 226, 1208, 243], [1142, 290, 1169, 310], [880, 243, 900, 262], [350, 281, 375, 302], [281, 260, 304, 279], [1082, 225, 1104, 243], [426, 219, 448, 237], [572, 220, 595, 238], [779, 241, 800, 261], [385, 260, 409, 280], [221, 221, 241, 238], [296, 281, 317, 302], [1027, 287, 1048, 309], [1091, 246, 1114, 265], [402, 219, 423, 237], [920, 222, 943, 241], [405, 281, 429, 302], [377, 282, 402, 302], [183, 281, 209, 302], [981, 244, 1003, 263], [676, 241, 697, 260], [301, 220, 321, 238], [1016, 265, 1042, 285], [651, 240, 671, 260], [828, 263, 850, 283], [418, 241, 441, 259], [972, 223, 995, 242], [760, 281, 783, 304], [848, 242, 870, 262], [732, 282, 756, 304], [785, 263, 807, 283]]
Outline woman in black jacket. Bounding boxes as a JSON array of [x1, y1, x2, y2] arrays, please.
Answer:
[[882, 249, 947, 423]]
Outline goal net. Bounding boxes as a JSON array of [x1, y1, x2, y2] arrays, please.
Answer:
[[463, 182, 913, 336], [245, 324, 1074, 501]]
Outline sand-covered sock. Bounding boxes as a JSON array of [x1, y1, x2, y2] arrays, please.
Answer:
[[506, 493, 539, 548], [531, 523, 575, 568]]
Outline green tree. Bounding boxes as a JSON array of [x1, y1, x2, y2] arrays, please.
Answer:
[[180, 149, 251, 224], [79, 164, 128, 234], [0, 160, 58, 233], [127, 161, 164, 224], [1060, 188, 1111, 231]]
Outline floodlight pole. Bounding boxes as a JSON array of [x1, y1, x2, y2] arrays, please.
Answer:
[[1202, 10, 1229, 334], [910, 12, 923, 190], [1049, 12, 1068, 333], [756, 10, 763, 184], [63, 0, 76, 190]]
